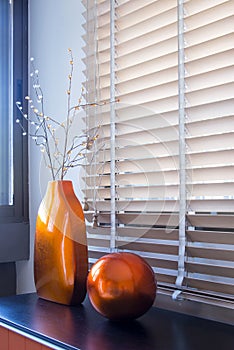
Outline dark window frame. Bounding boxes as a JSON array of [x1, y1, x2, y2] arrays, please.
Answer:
[[0, 0, 29, 264]]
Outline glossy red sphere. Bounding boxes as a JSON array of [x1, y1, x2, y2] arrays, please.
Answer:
[[87, 252, 157, 320]]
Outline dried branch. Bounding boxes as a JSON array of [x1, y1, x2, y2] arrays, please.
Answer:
[[15, 49, 116, 180]]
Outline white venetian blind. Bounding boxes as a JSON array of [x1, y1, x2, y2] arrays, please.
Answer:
[[82, 0, 234, 315], [183, 0, 234, 298]]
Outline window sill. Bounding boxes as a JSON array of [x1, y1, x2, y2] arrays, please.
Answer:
[[0, 293, 233, 350]]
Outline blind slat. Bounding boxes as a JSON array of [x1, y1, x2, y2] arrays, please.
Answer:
[[116, 241, 178, 256], [187, 262, 234, 279], [188, 214, 234, 229], [187, 246, 234, 262], [187, 229, 234, 245], [85, 199, 234, 213], [185, 278, 234, 297]]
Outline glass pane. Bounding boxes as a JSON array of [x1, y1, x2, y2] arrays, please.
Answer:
[[0, 0, 13, 205]]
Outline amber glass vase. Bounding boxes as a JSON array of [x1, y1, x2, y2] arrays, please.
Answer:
[[34, 180, 88, 305]]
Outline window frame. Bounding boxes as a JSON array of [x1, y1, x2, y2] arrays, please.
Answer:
[[0, 0, 29, 264]]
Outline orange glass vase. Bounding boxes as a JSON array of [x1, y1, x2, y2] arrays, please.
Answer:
[[34, 180, 88, 305]]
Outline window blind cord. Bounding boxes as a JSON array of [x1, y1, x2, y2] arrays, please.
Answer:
[[110, 0, 117, 252], [92, 2, 108, 229], [92, 0, 99, 227], [173, 0, 186, 301], [83, 1, 91, 213]]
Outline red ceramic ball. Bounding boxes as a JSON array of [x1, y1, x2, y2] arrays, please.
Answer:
[[87, 252, 157, 320]]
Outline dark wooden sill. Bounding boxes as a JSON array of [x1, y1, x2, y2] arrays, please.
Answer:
[[0, 293, 233, 350]]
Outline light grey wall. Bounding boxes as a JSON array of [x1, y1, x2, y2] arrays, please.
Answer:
[[16, 0, 85, 294]]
